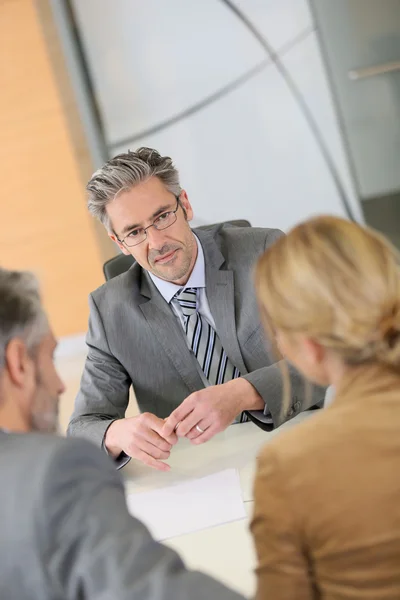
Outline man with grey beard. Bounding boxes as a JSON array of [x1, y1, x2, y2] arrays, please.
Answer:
[[0, 267, 244, 600]]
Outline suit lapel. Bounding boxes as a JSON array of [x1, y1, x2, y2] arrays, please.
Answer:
[[196, 229, 248, 375], [139, 272, 204, 393]]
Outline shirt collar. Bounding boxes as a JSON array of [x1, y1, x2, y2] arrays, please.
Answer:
[[149, 234, 205, 303]]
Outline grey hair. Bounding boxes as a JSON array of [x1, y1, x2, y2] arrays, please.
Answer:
[[0, 268, 49, 371], [87, 147, 182, 232]]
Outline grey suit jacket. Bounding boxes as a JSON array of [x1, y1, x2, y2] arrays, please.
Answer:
[[69, 224, 324, 451], [0, 431, 244, 600]]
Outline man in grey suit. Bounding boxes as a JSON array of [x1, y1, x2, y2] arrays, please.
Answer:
[[0, 267, 244, 600], [69, 147, 324, 470]]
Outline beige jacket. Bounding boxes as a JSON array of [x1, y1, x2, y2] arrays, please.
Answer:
[[251, 364, 400, 600]]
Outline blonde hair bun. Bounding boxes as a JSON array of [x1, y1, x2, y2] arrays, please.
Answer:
[[372, 306, 400, 367], [256, 216, 400, 370]]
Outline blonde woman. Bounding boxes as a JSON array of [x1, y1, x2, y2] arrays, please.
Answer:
[[251, 216, 400, 600]]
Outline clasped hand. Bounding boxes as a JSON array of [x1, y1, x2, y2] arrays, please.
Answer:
[[105, 378, 257, 470], [163, 378, 253, 444]]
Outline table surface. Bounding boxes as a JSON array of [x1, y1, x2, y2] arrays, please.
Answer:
[[123, 412, 311, 598]]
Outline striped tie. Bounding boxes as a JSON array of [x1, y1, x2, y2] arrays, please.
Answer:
[[176, 288, 248, 422]]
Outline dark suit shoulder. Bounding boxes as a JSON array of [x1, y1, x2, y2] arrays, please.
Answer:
[[217, 224, 283, 246], [90, 261, 143, 308], [0, 432, 74, 465], [0, 433, 117, 484], [200, 223, 284, 268]]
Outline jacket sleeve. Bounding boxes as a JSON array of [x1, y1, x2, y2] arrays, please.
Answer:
[[243, 227, 325, 428], [41, 439, 245, 600], [243, 361, 326, 429], [251, 445, 314, 600], [67, 294, 131, 468]]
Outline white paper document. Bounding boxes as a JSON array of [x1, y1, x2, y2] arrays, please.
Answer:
[[126, 468, 246, 541]]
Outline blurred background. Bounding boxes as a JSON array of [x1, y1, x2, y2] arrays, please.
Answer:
[[1, 0, 399, 428]]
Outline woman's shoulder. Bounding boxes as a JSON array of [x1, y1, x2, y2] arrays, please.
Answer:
[[258, 404, 351, 470]]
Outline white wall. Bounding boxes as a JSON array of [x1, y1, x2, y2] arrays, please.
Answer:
[[71, 0, 363, 231]]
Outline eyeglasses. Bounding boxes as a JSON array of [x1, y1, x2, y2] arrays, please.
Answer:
[[117, 197, 181, 247]]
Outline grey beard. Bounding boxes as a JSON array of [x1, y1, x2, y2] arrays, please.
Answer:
[[31, 408, 60, 434]]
